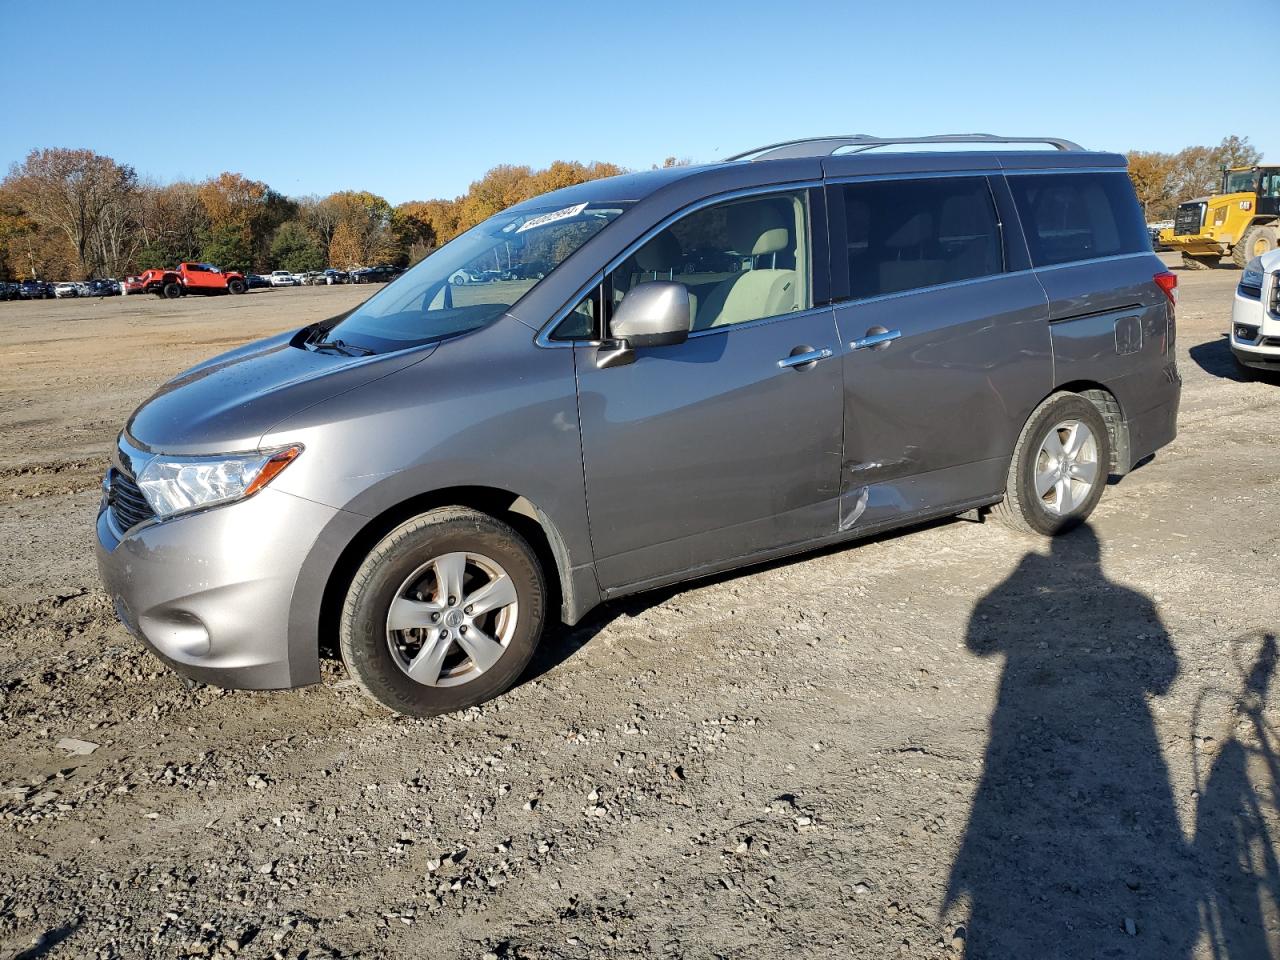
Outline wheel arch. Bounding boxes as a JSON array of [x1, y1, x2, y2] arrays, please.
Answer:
[[1037, 381, 1129, 475], [314, 485, 590, 665]]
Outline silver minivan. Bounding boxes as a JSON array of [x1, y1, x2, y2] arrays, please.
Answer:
[[97, 134, 1181, 716]]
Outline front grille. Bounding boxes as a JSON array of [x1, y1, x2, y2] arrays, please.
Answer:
[[109, 468, 155, 531], [1174, 202, 1205, 236]]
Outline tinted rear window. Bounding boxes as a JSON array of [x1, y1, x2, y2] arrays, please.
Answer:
[[837, 177, 1003, 300], [1007, 172, 1149, 267]]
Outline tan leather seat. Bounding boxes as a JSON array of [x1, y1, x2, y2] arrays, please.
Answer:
[[695, 204, 798, 330]]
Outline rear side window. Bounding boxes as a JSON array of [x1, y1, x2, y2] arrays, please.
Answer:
[[1007, 172, 1149, 267], [837, 177, 1003, 300]]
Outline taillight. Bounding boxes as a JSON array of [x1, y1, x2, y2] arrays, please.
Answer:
[[1155, 271, 1177, 353]]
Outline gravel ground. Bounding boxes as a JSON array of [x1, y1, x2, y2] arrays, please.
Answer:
[[0, 263, 1277, 959]]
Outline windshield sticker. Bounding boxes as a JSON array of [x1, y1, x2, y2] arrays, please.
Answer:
[[514, 202, 588, 234]]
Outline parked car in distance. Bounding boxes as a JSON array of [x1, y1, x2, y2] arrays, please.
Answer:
[[681, 247, 742, 275], [0, 281, 21, 301], [322, 269, 348, 285], [140, 263, 247, 298], [351, 264, 402, 283], [448, 268, 484, 285], [1230, 247, 1280, 373], [243, 274, 272, 290], [269, 270, 298, 287], [501, 261, 549, 281], [97, 133, 1181, 720], [122, 276, 145, 295], [54, 282, 82, 298], [19, 279, 55, 300], [88, 279, 121, 297]]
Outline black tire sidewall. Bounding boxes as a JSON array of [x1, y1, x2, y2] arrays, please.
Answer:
[[1013, 396, 1110, 536], [340, 511, 545, 717]]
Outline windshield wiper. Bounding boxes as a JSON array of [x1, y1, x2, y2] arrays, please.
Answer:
[[309, 338, 374, 357]]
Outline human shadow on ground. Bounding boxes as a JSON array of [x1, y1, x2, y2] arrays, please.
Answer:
[[946, 525, 1280, 957], [1195, 631, 1280, 957], [945, 525, 1199, 958]]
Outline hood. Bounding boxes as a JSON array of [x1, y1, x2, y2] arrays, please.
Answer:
[[126, 328, 435, 454]]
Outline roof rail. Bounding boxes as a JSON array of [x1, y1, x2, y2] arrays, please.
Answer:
[[725, 133, 1085, 162]]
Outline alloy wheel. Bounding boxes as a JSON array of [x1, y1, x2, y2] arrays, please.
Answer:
[[385, 552, 518, 687], [1034, 419, 1100, 515]]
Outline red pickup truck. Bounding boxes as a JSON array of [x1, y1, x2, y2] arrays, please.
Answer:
[[139, 262, 247, 298]]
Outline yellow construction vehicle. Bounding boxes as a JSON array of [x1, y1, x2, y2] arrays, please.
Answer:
[[1158, 164, 1280, 269]]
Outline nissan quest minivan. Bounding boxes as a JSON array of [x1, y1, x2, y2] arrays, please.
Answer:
[[97, 134, 1181, 717]]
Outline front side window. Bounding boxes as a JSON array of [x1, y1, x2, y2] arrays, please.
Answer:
[[605, 190, 810, 335], [316, 201, 631, 353], [1008, 172, 1150, 267], [838, 177, 1003, 300], [1225, 169, 1259, 194]]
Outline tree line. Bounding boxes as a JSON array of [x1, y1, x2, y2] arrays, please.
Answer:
[[1126, 135, 1262, 221], [0, 150, 631, 281], [0, 137, 1263, 280]]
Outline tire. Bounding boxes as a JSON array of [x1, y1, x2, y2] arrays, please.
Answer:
[[161, 281, 183, 299], [994, 392, 1111, 537], [227, 278, 246, 295], [339, 507, 546, 717], [1181, 252, 1218, 271], [1234, 225, 1279, 268]]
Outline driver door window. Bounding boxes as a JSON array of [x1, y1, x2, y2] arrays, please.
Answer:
[[610, 191, 810, 334]]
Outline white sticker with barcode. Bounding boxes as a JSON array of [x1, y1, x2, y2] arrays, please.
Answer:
[[514, 203, 588, 233]]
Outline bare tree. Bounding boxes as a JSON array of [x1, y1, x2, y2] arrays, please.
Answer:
[[4, 148, 138, 278]]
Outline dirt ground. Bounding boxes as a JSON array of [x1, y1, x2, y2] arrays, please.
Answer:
[[0, 262, 1277, 960]]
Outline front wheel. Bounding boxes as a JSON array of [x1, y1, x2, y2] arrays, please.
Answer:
[[1234, 225, 1279, 268], [227, 278, 246, 295], [995, 393, 1111, 536], [339, 507, 546, 717]]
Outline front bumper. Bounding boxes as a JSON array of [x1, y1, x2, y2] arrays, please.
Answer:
[[95, 485, 343, 689], [1231, 281, 1280, 370]]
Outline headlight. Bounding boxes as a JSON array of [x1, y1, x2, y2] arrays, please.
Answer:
[[1241, 257, 1265, 292], [136, 445, 302, 518]]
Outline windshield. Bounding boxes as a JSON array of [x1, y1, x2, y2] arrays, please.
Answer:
[[315, 200, 631, 353], [1225, 169, 1258, 194]]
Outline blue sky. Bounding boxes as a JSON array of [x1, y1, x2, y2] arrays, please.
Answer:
[[1, 0, 1270, 205]]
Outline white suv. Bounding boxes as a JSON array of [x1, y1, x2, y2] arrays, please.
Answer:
[[1232, 249, 1280, 373]]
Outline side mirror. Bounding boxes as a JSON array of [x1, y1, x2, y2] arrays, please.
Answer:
[[610, 281, 691, 347]]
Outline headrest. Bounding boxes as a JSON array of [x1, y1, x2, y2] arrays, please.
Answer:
[[635, 230, 681, 271], [728, 202, 791, 257], [886, 212, 933, 248]]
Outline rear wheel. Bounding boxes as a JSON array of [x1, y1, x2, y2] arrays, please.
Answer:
[[995, 393, 1111, 537], [161, 281, 182, 299], [1234, 225, 1279, 267], [339, 507, 546, 717], [1181, 252, 1218, 271], [227, 278, 246, 295]]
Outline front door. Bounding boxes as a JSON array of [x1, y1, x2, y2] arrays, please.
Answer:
[[571, 189, 844, 592]]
